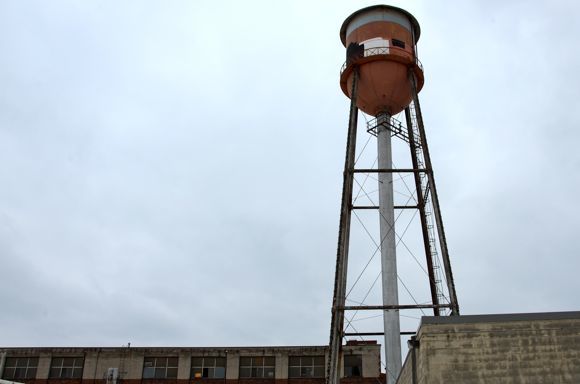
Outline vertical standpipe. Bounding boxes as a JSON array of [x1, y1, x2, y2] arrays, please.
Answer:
[[377, 113, 402, 381]]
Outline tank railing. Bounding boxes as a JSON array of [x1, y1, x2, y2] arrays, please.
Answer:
[[340, 46, 423, 74], [366, 115, 421, 148]]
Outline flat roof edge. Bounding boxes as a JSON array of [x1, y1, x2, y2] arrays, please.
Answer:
[[0, 344, 381, 352], [421, 311, 580, 326]]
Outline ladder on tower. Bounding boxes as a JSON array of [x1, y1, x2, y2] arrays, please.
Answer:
[[406, 89, 459, 316], [407, 101, 449, 311]]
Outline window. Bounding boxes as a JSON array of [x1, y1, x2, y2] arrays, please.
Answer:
[[346, 43, 364, 63], [239, 357, 275, 379], [191, 357, 226, 379], [362, 37, 389, 50], [142, 357, 178, 379], [392, 39, 406, 49], [49, 357, 84, 379], [288, 356, 324, 378], [343, 355, 362, 377], [2, 357, 39, 380]]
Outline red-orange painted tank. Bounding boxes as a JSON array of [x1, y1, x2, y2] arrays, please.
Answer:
[[340, 5, 424, 117]]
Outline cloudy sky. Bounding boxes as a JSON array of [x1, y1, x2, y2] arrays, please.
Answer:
[[1, 0, 579, 353]]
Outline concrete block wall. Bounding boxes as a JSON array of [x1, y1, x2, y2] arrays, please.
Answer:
[[37, 352, 52, 380], [124, 350, 144, 380], [342, 343, 381, 378], [397, 312, 580, 384], [225, 351, 239, 381], [177, 352, 191, 380]]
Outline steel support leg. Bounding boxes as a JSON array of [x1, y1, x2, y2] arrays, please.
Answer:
[[327, 70, 359, 384]]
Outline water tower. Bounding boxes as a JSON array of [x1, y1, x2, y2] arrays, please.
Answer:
[[327, 5, 459, 384]]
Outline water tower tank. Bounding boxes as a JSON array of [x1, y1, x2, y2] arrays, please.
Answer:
[[340, 5, 424, 116]]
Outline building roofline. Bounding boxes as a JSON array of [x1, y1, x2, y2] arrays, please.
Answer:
[[421, 311, 580, 326], [0, 344, 381, 353]]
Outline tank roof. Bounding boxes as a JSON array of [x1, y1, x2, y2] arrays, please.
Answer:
[[340, 4, 421, 46]]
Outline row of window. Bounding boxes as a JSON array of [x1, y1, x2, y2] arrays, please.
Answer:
[[2, 355, 362, 381], [144, 356, 331, 379], [2, 357, 84, 380]]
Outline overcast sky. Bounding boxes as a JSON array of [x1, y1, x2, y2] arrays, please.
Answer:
[[1, 0, 579, 351]]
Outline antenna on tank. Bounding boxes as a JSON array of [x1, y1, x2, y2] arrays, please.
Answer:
[[327, 5, 459, 384]]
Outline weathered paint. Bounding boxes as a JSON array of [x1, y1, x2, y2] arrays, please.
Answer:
[[397, 312, 580, 384], [340, 6, 423, 116]]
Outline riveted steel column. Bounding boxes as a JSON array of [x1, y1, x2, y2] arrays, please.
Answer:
[[328, 69, 359, 384]]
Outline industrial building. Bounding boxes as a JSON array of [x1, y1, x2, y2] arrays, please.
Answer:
[[0, 342, 381, 384], [3, 312, 580, 384], [397, 311, 580, 383]]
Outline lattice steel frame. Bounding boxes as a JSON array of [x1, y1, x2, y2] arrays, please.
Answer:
[[326, 68, 459, 384]]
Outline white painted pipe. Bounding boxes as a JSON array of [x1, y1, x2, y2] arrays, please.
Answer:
[[376, 113, 402, 383]]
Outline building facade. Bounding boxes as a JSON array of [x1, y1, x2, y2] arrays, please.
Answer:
[[397, 311, 580, 384], [0, 342, 381, 384]]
